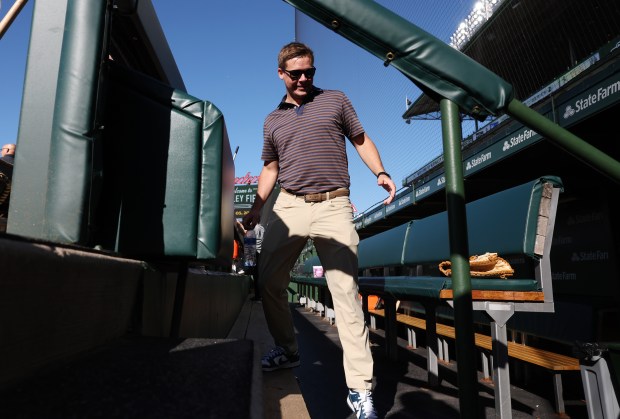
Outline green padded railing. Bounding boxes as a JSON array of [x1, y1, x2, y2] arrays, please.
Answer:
[[10, 0, 234, 261], [357, 222, 410, 268], [403, 176, 563, 264], [96, 62, 234, 260], [284, 0, 513, 120]]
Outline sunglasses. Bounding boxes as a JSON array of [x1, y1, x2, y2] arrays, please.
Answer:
[[282, 67, 316, 80]]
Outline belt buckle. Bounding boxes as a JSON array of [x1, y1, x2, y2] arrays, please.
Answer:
[[304, 193, 322, 203]]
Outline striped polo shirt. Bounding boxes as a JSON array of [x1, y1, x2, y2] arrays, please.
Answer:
[[262, 88, 364, 194]]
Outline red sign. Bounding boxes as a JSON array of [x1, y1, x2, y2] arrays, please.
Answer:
[[235, 172, 259, 185]]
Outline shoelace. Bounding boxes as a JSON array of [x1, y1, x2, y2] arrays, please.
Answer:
[[265, 346, 286, 360], [359, 391, 376, 418]]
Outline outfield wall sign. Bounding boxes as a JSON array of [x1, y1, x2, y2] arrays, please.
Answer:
[[402, 70, 620, 207], [559, 71, 620, 127], [234, 184, 257, 219], [386, 187, 414, 216]]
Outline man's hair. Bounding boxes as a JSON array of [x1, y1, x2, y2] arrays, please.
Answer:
[[278, 42, 314, 69]]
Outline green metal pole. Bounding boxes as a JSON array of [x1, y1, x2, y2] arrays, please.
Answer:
[[440, 99, 479, 418], [507, 99, 620, 184]]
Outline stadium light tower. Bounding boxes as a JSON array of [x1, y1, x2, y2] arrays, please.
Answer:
[[449, 0, 504, 50]]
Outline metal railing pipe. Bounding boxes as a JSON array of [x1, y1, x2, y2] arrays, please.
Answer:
[[506, 99, 620, 184], [440, 98, 479, 418]]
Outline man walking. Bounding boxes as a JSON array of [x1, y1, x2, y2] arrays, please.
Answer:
[[243, 42, 395, 419]]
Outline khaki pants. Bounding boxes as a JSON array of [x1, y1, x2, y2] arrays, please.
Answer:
[[260, 191, 373, 390]]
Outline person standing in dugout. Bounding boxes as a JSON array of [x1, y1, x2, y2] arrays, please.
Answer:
[[242, 42, 395, 419]]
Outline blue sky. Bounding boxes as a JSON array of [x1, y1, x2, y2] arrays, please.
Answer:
[[0, 0, 478, 214]]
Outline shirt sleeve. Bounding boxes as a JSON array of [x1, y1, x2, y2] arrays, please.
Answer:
[[340, 92, 365, 141], [261, 117, 278, 162]]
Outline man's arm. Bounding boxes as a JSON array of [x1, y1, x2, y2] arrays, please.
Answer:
[[351, 132, 396, 205], [242, 160, 279, 230]]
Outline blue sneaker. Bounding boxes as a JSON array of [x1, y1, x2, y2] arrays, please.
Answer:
[[347, 389, 378, 419], [261, 346, 300, 371]]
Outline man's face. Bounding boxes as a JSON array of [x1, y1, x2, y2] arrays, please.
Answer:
[[1, 145, 15, 157], [278, 55, 314, 104]]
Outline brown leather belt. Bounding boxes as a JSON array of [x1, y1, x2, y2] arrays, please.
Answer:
[[283, 188, 350, 203]]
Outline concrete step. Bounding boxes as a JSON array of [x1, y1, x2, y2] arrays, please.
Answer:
[[0, 336, 257, 418], [227, 297, 311, 419]]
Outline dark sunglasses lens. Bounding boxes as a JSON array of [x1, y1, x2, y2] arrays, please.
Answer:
[[286, 68, 315, 79]]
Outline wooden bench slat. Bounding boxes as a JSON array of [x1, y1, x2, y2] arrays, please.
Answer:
[[439, 290, 545, 301], [368, 310, 579, 371]]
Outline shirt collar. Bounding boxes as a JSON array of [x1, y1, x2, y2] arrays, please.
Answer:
[[277, 87, 323, 110]]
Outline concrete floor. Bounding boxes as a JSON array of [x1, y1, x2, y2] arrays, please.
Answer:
[[238, 298, 589, 419], [1, 295, 587, 418]]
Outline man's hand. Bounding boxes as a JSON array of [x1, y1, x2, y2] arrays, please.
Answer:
[[378, 173, 396, 205], [242, 160, 279, 230], [242, 209, 260, 231]]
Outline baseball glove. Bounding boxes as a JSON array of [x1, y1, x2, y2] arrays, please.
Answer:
[[438, 252, 514, 279]]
